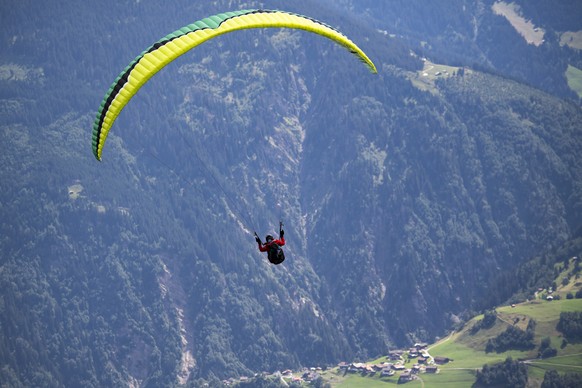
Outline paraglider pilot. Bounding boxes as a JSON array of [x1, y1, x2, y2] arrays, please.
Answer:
[[255, 222, 285, 264]]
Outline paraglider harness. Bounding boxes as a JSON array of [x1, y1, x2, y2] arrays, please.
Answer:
[[256, 222, 285, 265], [266, 240, 285, 264]]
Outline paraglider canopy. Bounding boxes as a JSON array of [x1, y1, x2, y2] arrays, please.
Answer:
[[92, 9, 377, 161]]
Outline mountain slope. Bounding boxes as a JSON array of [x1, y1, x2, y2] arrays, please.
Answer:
[[1, 0, 582, 386], [336, 0, 582, 100], [301, 64, 582, 347]]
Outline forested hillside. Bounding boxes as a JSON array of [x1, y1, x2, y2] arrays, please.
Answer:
[[1, 0, 581, 386], [338, 0, 582, 100]]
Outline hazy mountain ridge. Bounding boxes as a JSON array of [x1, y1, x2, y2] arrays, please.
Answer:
[[1, 1, 581, 386]]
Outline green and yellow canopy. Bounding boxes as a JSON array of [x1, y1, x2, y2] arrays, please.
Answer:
[[92, 9, 377, 160]]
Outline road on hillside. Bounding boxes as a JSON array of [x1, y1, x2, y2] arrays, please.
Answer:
[[523, 353, 582, 370]]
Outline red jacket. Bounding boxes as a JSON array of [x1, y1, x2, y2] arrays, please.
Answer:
[[258, 237, 285, 252]]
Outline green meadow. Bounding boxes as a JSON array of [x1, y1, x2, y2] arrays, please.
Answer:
[[566, 64, 582, 98], [323, 298, 582, 387]]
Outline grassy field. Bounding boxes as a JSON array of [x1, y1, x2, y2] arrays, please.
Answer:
[[429, 333, 530, 369], [492, 1, 545, 46], [561, 31, 582, 50], [423, 299, 582, 386], [566, 64, 582, 98], [307, 260, 582, 387], [408, 60, 462, 94], [420, 370, 477, 388], [526, 353, 582, 384], [500, 299, 582, 319], [335, 374, 399, 387], [311, 296, 581, 387], [528, 353, 582, 371], [411, 298, 582, 387]]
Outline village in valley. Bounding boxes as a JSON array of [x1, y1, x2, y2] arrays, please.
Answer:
[[219, 256, 582, 387], [222, 343, 451, 386], [334, 343, 449, 384]]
